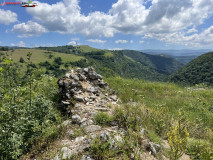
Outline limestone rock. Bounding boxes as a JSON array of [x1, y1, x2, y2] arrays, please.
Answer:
[[84, 125, 101, 133]]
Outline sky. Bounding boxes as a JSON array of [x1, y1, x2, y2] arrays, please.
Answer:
[[1, 0, 213, 50]]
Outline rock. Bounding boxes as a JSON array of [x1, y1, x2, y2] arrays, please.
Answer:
[[149, 142, 157, 155], [88, 71, 99, 80], [95, 107, 108, 112], [75, 136, 85, 143], [153, 143, 161, 152], [74, 103, 82, 108], [72, 114, 81, 124], [81, 155, 94, 160], [55, 147, 75, 160], [71, 82, 81, 87], [67, 130, 74, 137], [100, 131, 110, 142], [140, 128, 149, 137], [74, 96, 85, 103], [87, 86, 98, 93], [81, 119, 94, 127], [84, 125, 101, 133], [141, 139, 150, 150], [62, 101, 70, 105], [114, 134, 123, 143], [83, 68, 89, 73], [65, 73, 71, 78], [58, 79, 64, 86], [63, 79, 72, 88], [111, 95, 117, 101], [71, 74, 79, 81], [62, 120, 71, 127], [79, 74, 87, 81]]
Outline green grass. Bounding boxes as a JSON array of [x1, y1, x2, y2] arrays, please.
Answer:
[[79, 45, 100, 53], [3, 49, 84, 64], [105, 77, 213, 139]]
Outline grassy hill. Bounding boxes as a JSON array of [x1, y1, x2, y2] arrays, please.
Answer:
[[169, 52, 213, 86], [0, 45, 183, 81]]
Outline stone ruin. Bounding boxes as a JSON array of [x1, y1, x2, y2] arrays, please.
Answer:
[[57, 66, 118, 115], [54, 67, 162, 160]]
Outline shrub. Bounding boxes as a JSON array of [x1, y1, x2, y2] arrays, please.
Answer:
[[94, 112, 114, 126]]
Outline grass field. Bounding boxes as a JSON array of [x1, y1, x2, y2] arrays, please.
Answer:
[[3, 49, 84, 64]]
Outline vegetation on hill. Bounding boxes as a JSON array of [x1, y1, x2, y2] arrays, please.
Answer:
[[122, 50, 183, 75], [169, 52, 213, 86], [0, 45, 183, 81]]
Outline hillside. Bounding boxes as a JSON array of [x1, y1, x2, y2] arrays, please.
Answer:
[[169, 52, 213, 86], [0, 45, 183, 81], [121, 50, 183, 75]]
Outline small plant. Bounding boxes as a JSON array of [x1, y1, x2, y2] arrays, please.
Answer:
[[19, 57, 25, 63], [94, 112, 114, 126], [167, 111, 189, 160]]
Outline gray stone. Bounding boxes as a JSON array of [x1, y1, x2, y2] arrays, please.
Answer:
[[58, 79, 64, 86], [84, 125, 101, 133], [153, 143, 161, 152], [74, 103, 82, 108], [64, 79, 72, 88], [88, 71, 99, 80], [71, 74, 79, 81], [100, 131, 110, 142], [67, 130, 74, 137], [57, 147, 75, 160], [83, 68, 89, 73], [65, 73, 71, 78], [72, 114, 81, 124], [79, 74, 87, 81], [114, 134, 123, 143], [81, 119, 94, 127], [75, 136, 85, 143], [62, 101, 70, 105], [74, 96, 85, 103], [71, 82, 81, 87], [140, 128, 148, 137], [81, 155, 94, 160], [87, 86, 98, 93], [62, 120, 71, 127], [150, 142, 157, 155], [111, 95, 117, 101]]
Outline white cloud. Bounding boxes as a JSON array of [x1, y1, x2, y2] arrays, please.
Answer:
[[71, 37, 80, 41], [87, 39, 106, 44], [186, 28, 198, 34], [0, 9, 17, 25], [11, 41, 26, 47], [108, 48, 123, 50], [0, 41, 1, 46], [115, 40, 128, 44], [145, 25, 213, 47], [130, 40, 134, 43], [139, 40, 144, 43], [10, 0, 213, 47], [11, 21, 47, 37], [68, 41, 77, 46]]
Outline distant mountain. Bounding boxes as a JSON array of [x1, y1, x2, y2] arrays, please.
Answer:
[[169, 52, 213, 86], [121, 50, 183, 75], [140, 49, 212, 56], [140, 49, 213, 64]]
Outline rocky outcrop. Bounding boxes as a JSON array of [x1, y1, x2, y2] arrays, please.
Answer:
[[54, 67, 161, 160]]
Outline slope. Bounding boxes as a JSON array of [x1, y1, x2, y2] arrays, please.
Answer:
[[169, 52, 213, 86], [121, 50, 183, 75]]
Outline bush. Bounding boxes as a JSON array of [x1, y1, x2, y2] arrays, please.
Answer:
[[19, 57, 25, 63], [94, 112, 114, 126]]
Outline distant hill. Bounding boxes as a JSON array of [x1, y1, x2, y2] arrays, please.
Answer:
[[0, 45, 183, 81], [141, 49, 213, 64], [121, 50, 183, 75], [169, 52, 213, 86]]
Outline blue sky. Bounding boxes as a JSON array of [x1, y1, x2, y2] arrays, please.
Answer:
[[1, 0, 213, 50]]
